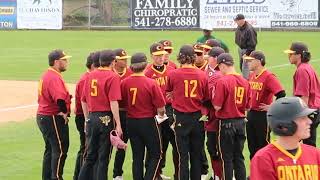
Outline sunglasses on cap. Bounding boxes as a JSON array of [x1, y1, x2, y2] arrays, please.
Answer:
[[195, 51, 203, 56]]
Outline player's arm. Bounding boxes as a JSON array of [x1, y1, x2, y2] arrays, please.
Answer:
[[109, 76, 122, 136], [294, 69, 310, 105], [153, 84, 166, 117], [81, 101, 89, 120], [212, 80, 225, 111], [250, 153, 277, 180]]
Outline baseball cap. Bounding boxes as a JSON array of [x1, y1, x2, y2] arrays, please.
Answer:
[[193, 43, 204, 53], [284, 42, 308, 54], [159, 40, 173, 50], [131, 52, 147, 64], [99, 50, 116, 64], [150, 43, 168, 56], [48, 49, 72, 62], [114, 48, 131, 60], [201, 39, 222, 50], [234, 14, 245, 21], [217, 53, 234, 65], [243, 51, 265, 61], [179, 45, 195, 57], [267, 97, 316, 126], [208, 47, 225, 58]]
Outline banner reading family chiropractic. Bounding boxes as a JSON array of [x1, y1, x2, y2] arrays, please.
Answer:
[[17, 0, 62, 29], [200, 0, 318, 28], [0, 0, 17, 29], [131, 0, 200, 29]]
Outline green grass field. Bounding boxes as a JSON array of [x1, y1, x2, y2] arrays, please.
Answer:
[[0, 30, 319, 179]]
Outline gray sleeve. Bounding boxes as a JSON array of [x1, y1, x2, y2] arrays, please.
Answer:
[[242, 60, 250, 80]]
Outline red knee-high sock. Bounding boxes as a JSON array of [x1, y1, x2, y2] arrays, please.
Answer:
[[211, 159, 222, 179]]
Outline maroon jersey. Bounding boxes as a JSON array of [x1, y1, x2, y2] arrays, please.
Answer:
[[250, 142, 320, 180], [145, 65, 174, 104], [114, 67, 133, 81], [121, 74, 166, 118], [166, 60, 177, 69], [205, 67, 223, 132], [212, 73, 251, 119], [37, 68, 71, 115], [293, 63, 320, 109], [81, 67, 121, 112], [74, 71, 89, 115], [249, 69, 284, 111], [166, 67, 209, 113]]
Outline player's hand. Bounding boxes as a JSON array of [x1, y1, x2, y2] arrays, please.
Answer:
[[259, 103, 270, 111], [199, 115, 208, 122], [58, 112, 69, 124], [115, 125, 123, 138]]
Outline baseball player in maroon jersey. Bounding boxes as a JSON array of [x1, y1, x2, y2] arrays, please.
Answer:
[[250, 97, 320, 180], [284, 42, 320, 147], [204, 47, 225, 180], [159, 40, 177, 69], [37, 49, 72, 180], [79, 50, 122, 180], [193, 43, 208, 71], [121, 52, 166, 180], [212, 53, 251, 180], [144, 43, 178, 179], [243, 51, 286, 159], [73, 52, 96, 180], [112, 48, 132, 179], [166, 45, 209, 180]]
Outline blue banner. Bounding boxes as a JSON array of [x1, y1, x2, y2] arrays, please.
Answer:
[[0, 0, 17, 29]]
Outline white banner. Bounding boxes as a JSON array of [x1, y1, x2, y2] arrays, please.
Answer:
[[17, 0, 62, 29], [200, 0, 318, 28]]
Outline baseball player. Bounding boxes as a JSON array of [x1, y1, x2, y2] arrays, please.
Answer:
[[112, 48, 132, 180], [193, 43, 208, 71], [212, 53, 251, 180], [243, 51, 286, 159], [250, 97, 320, 180], [204, 47, 225, 180], [37, 49, 72, 180], [144, 43, 178, 179], [78, 50, 122, 180], [73, 52, 96, 180], [159, 40, 177, 69], [284, 42, 320, 147], [121, 52, 166, 180], [166, 45, 209, 180], [201, 39, 229, 54]]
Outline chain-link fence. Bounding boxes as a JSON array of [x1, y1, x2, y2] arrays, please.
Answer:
[[63, 0, 130, 28]]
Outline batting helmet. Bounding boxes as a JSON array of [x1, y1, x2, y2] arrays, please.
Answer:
[[267, 97, 316, 136]]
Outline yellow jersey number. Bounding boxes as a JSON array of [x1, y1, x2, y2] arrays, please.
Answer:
[[38, 80, 43, 96], [235, 86, 245, 104], [91, 79, 98, 96], [130, 88, 138, 105], [184, 80, 197, 98]]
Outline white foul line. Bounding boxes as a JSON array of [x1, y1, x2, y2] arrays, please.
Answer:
[[0, 104, 37, 112], [269, 58, 320, 69]]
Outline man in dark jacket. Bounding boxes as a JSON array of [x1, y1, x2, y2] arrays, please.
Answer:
[[234, 14, 257, 79]]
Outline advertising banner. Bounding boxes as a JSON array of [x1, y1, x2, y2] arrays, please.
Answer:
[[131, 0, 200, 29], [17, 0, 62, 29], [0, 0, 17, 29], [200, 0, 318, 28]]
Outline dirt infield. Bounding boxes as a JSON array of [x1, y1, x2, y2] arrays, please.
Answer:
[[0, 80, 75, 123]]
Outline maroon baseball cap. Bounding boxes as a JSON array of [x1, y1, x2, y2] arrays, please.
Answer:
[[201, 39, 221, 50], [131, 53, 147, 64], [159, 40, 173, 50], [208, 47, 225, 58], [193, 43, 204, 53], [217, 53, 234, 65], [99, 49, 116, 63], [150, 43, 168, 56], [114, 48, 131, 60], [234, 14, 245, 21], [284, 42, 308, 54], [243, 51, 265, 61], [48, 49, 72, 62]]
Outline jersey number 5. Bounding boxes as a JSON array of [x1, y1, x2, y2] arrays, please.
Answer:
[[91, 79, 98, 96], [130, 88, 138, 105], [184, 80, 197, 97], [235, 86, 244, 104]]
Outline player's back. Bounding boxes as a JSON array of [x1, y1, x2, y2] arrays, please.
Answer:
[[167, 67, 208, 113], [121, 75, 165, 119]]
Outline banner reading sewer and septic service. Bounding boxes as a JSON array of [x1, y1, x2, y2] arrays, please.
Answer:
[[17, 0, 62, 29], [200, 0, 319, 29]]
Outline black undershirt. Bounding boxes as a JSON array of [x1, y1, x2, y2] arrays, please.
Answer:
[[153, 64, 164, 72], [287, 148, 298, 156]]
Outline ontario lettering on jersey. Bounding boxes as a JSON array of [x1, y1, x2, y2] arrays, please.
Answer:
[[155, 76, 168, 86], [277, 164, 318, 180], [249, 81, 263, 91]]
